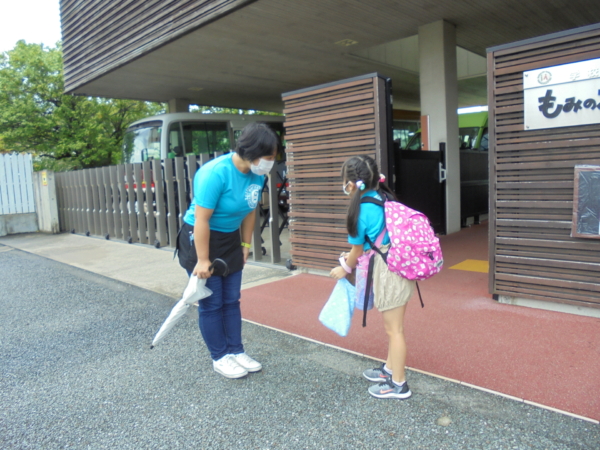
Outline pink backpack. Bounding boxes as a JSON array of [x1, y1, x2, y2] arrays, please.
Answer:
[[362, 194, 444, 281], [356, 193, 444, 326]]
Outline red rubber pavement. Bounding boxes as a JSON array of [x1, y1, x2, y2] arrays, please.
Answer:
[[241, 223, 600, 421]]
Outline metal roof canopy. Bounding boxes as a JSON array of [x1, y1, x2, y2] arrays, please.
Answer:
[[64, 0, 600, 112]]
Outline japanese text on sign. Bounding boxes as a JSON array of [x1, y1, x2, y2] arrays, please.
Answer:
[[524, 58, 600, 130]]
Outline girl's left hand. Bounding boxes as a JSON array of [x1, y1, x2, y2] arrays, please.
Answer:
[[330, 266, 348, 280], [242, 246, 250, 264]]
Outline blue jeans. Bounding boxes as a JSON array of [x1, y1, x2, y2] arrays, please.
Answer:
[[193, 270, 244, 361]]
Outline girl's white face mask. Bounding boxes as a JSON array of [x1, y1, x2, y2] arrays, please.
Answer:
[[250, 158, 275, 176], [343, 181, 352, 196]]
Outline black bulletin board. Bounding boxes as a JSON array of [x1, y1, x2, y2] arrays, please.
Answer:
[[572, 165, 600, 238]]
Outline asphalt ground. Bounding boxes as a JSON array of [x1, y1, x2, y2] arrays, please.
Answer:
[[1, 245, 599, 450]]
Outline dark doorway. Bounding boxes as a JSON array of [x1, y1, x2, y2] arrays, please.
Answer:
[[394, 148, 446, 234]]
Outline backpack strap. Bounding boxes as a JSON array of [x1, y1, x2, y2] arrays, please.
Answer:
[[360, 196, 386, 327], [365, 233, 387, 262], [415, 282, 425, 308], [360, 196, 385, 207], [362, 252, 376, 327], [361, 193, 387, 259]]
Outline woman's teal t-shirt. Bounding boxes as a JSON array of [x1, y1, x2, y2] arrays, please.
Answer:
[[183, 153, 264, 232], [348, 190, 390, 251]]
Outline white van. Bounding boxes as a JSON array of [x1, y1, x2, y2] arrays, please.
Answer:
[[122, 113, 285, 163]]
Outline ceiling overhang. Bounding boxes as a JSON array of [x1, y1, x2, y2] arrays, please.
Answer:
[[66, 0, 600, 112]]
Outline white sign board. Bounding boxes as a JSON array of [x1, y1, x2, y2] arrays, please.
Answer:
[[523, 58, 600, 130]]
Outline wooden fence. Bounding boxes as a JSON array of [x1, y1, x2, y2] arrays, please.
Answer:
[[488, 25, 600, 309], [55, 155, 282, 263], [282, 74, 392, 271], [0, 153, 35, 215]]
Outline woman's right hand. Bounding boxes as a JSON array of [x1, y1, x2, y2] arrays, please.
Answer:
[[192, 258, 213, 279]]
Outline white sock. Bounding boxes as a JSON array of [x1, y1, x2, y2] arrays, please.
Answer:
[[384, 364, 393, 374], [392, 379, 406, 387]]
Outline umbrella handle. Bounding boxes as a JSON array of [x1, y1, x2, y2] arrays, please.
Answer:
[[208, 258, 229, 277]]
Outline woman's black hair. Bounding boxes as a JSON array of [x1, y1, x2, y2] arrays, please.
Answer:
[[341, 155, 397, 237], [235, 123, 279, 161]]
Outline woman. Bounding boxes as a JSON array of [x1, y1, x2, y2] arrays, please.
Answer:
[[178, 122, 279, 379]]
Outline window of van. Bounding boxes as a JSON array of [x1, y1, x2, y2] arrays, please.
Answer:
[[123, 121, 162, 163], [459, 127, 479, 150], [393, 120, 419, 149], [181, 122, 230, 156], [405, 133, 422, 150], [168, 123, 184, 157], [479, 128, 489, 151]]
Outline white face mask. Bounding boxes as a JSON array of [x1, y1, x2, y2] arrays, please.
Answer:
[[250, 158, 275, 176], [343, 181, 351, 196]]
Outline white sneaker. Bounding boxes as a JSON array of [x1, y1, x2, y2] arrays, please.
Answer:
[[213, 355, 248, 379], [231, 353, 262, 372]]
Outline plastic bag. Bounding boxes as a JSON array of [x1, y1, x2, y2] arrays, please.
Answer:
[[355, 252, 374, 311], [319, 278, 356, 337]]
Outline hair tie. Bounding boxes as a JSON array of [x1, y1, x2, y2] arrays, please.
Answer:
[[356, 180, 365, 191], [379, 174, 386, 183]]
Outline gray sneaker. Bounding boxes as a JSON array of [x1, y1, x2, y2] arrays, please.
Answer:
[[368, 379, 412, 399], [363, 363, 391, 382]]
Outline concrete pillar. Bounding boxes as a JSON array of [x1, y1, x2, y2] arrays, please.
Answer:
[[168, 98, 190, 113], [418, 20, 461, 234], [33, 171, 60, 233]]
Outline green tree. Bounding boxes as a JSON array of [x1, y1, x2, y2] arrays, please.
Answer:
[[0, 41, 164, 170]]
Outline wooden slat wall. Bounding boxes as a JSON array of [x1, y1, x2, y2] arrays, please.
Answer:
[[60, 0, 254, 92], [55, 156, 279, 263], [282, 75, 390, 271], [488, 27, 600, 309]]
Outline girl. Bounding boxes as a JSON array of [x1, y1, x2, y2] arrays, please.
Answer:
[[330, 155, 415, 399]]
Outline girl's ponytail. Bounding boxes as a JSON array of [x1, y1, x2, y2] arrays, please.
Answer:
[[342, 157, 362, 237], [347, 186, 362, 237]]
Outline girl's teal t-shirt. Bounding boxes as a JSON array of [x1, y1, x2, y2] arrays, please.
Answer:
[[348, 190, 390, 251], [183, 153, 264, 232]]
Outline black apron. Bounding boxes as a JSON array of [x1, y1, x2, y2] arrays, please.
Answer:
[[176, 222, 244, 276]]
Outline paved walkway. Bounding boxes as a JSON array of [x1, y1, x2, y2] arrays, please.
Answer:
[[9, 225, 596, 421], [0, 232, 292, 296], [1, 239, 599, 449]]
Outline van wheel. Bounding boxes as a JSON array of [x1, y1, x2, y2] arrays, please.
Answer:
[[154, 239, 161, 249], [262, 247, 267, 256]]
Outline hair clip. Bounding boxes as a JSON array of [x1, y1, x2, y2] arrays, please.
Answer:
[[379, 174, 386, 183], [356, 180, 365, 191]]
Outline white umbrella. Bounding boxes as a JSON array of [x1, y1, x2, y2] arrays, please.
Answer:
[[150, 274, 213, 348], [151, 259, 229, 348], [150, 257, 228, 349]]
